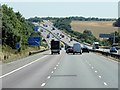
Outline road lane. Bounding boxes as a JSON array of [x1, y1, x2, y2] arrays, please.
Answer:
[[2, 50, 50, 75], [2, 50, 65, 88], [44, 53, 118, 88]]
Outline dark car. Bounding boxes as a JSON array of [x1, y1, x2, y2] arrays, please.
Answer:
[[82, 46, 89, 53], [66, 46, 73, 54], [110, 47, 118, 53]]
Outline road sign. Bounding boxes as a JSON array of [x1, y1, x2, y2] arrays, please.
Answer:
[[33, 26, 39, 32], [16, 43, 20, 49], [99, 34, 114, 38], [28, 37, 40, 46]]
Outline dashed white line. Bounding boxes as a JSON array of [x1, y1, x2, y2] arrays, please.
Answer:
[[99, 76, 102, 78], [51, 71, 54, 74], [89, 64, 91, 66], [104, 82, 108, 86], [56, 65, 58, 67], [41, 83, 46, 87], [47, 76, 51, 79], [91, 67, 94, 69], [95, 71, 98, 73], [54, 67, 57, 70], [58, 62, 60, 65]]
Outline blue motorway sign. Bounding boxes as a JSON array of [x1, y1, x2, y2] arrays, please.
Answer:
[[16, 42, 20, 49], [28, 37, 40, 46], [99, 34, 114, 38], [33, 26, 39, 32]]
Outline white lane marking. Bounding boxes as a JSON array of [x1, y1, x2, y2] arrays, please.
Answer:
[[56, 65, 58, 67], [104, 82, 108, 86], [58, 62, 60, 65], [99, 76, 102, 78], [51, 71, 54, 74], [54, 67, 57, 70], [41, 83, 46, 87], [0, 55, 48, 79], [89, 64, 91, 66], [91, 67, 94, 69], [95, 71, 98, 73], [47, 76, 51, 79]]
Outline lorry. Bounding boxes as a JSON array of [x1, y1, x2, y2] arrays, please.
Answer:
[[73, 43, 82, 54], [51, 40, 60, 54], [92, 42, 99, 49]]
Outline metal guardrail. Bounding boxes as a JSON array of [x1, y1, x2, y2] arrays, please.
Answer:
[[29, 49, 49, 55], [89, 49, 120, 60]]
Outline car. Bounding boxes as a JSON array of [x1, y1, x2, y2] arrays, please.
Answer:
[[82, 45, 89, 53], [47, 34, 50, 38], [110, 47, 118, 53], [52, 27, 55, 30], [66, 46, 73, 54], [73, 43, 82, 54]]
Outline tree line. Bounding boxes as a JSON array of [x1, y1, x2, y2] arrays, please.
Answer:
[[2, 4, 40, 51], [27, 16, 116, 23]]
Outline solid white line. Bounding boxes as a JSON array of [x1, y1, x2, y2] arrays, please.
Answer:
[[99, 76, 102, 78], [47, 76, 51, 79], [58, 62, 60, 65], [104, 82, 108, 86], [41, 83, 46, 87], [0, 55, 47, 79]]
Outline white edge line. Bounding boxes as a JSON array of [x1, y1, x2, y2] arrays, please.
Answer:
[[0, 55, 47, 79], [41, 83, 46, 87]]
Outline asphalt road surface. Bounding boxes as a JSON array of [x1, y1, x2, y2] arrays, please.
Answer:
[[1, 50, 118, 88]]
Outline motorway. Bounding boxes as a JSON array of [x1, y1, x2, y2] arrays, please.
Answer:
[[1, 20, 119, 89], [2, 50, 118, 88]]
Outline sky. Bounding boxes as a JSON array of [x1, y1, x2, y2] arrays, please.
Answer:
[[1, 1, 119, 19]]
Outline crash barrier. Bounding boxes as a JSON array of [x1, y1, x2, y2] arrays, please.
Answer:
[[29, 49, 49, 55], [89, 49, 120, 61]]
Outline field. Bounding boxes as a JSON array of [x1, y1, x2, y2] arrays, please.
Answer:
[[71, 21, 118, 38]]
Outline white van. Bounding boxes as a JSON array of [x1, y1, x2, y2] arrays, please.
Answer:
[[73, 43, 82, 54]]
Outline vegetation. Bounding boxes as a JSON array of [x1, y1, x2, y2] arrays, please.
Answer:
[[53, 18, 99, 44], [27, 16, 116, 23], [1, 5, 49, 63], [2, 4, 42, 51], [71, 21, 117, 38], [68, 16, 116, 21], [113, 18, 120, 46], [113, 17, 120, 27]]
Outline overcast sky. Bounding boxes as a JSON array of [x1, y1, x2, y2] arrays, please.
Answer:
[[1, 1, 119, 19]]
